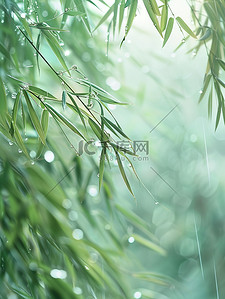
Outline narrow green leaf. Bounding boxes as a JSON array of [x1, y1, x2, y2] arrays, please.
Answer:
[[17, 15, 33, 41], [23, 90, 46, 144], [103, 117, 130, 139], [119, 0, 125, 32], [73, 0, 91, 32], [65, 10, 86, 17], [37, 109, 49, 157], [160, 4, 168, 32], [94, 4, 114, 31], [98, 94, 127, 105], [62, 90, 67, 110], [132, 233, 166, 255], [199, 74, 212, 103], [125, 0, 137, 36], [14, 126, 29, 158], [149, 0, 161, 16], [10, 91, 21, 137], [217, 58, 225, 71], [115, 150, 134, 197], [0, 43, 12, 61], [0, 78, 7, 119], [67, 93, 86, 128], [29, 85, 56, 99], [163, 17, 174, 47], [36, 33, 41, 73], [110, 142, 136, 156], [45, 103, 86, 140], [199, 28, 212, 41], [208, 87, 213, 119], [176, 17, 197, 38], [143, 0, 162, 37], [99, 148, 105, 190], [42, 30, 70, 75], [88, 118, 109, 141]]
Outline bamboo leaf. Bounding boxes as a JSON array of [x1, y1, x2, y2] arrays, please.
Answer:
[[29, 85, 56, 99], [42, 30, 70, 75], [88, 118, 109, 141], [149, 0, 161, 16], [162, 17, 174, 47], [67, 93, 86, 128], [45, 103, 86, 140], [62, 90, 67, 110], [115, 150, 134, 197], [37, 109, 49, 157], [199, 28, 212, 41], [217, 58, 225, 71], [23, 90, 46, 144], [103, 117, 130, 139], [0, 77, 7, 119], [99, 148, 105, 190], [10, 91, 21, 137], [160, 4, 168, 32], [176, 17, 197, 38], [119, 0, 125, 32], [94, 4, 114, 31], [143, 0, 162, 37], [199, 74, 212, 103]]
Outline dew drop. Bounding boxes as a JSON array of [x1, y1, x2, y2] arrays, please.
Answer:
[[155, 201, 159, 205], [18, 149, 22, 154], [128, 236, 135, 244], [31, 161, 35, 165], [73, 287, 82, 295], [50, 269, 67, 279], [9, 141, 13, 146], [44, 151, 55, 163], [72, 229, 83, 240], [134, 291, 142, 299]]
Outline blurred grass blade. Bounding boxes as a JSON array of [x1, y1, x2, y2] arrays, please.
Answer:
[[103, 116, 130, 139], [115, 150, 134, 197], [0, 78, 7, 119], [132, 233, 166, 256], [23, 90, 46, 144], [37, 109, 49, 157], [10, 91, 21, 137], [163, 17, 174, 47], [99, 148, 105, 190], [176, 17, 197, 38], [199, 74, 212, 103], [62, 90, 67, 110]]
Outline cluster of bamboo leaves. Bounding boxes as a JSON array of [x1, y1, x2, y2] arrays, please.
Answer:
[[0, 0, 173, 297]]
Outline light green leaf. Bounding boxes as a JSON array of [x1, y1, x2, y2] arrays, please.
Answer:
[[37, 109, 49, 157], [23, 90, 46, 144], [160, 4, 168, 32], [67, 93, 86, 128], [94, 4, 114, 31], [99, 148, 105, 190], [88, 118, 109, 141], [132, 233, 166, 255], [163, 17, 174, 47], [29, 85, 56, 99], [199, 74, 212, 103], [62, 90, 67, 110], [45, 103, 86, 140], [176, 17, 197, 38], [10, 91, 21, 137], [115, 150, 134, 197], [143, 0, 162, 37], [0, 78, 7, 119]]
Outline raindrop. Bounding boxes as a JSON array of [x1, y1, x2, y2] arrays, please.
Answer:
[[134, 291, 142, 299], [182, 38, 186, 43], [73, 287, 82, 295], [155, 201, 159, 205], [31, 161, 35, 165], [68, 210, 78, 221], [50, 269, 67, 279], [88, 185, 98, 197], [97, 173, 100, 178], [128, 236, 135, 244], [29, 150, 36, 158], [9, 141, 13, 146], [18, 149, 22, 154], [199, 90, 203, 94], [44, 151, 55, 163], [72, 229, 83, 240], [62, 199, 72, 209], [11, 93, 17, 99]]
